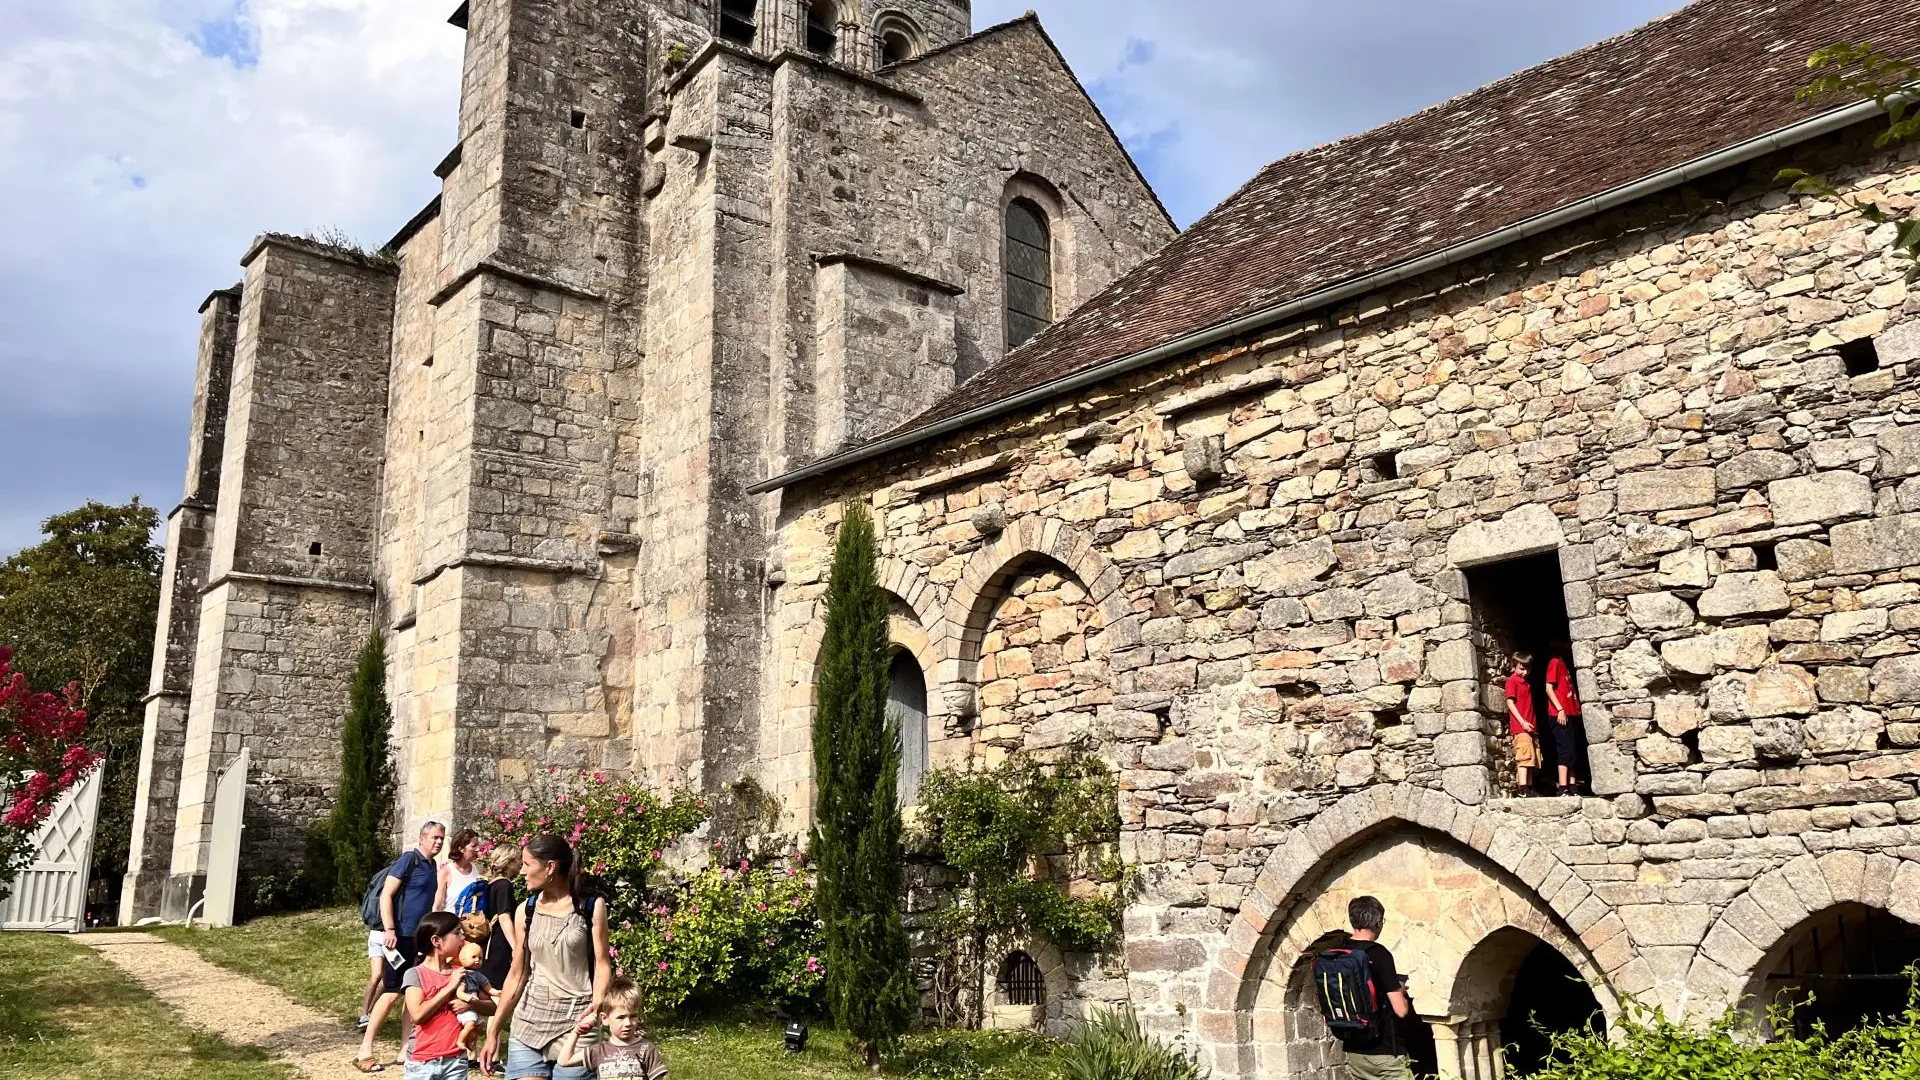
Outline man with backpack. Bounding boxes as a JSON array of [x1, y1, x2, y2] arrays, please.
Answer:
[[355, 821, 446, 1073], [1311, 895, 1415, 1080]]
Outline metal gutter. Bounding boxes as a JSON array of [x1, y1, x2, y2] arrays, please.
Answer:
[[749, 95, 1891, 495]]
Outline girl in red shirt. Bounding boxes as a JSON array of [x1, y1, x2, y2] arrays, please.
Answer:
[[401, 911, 491, 1079]]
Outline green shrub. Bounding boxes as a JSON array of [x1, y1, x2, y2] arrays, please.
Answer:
[[1528, 985, 1920, 1080], [896, 1027, 1062, 1080], [1058, 1007, 1205, 1080], [327, 631, 395, 903], [611, 852, 826, 1014]]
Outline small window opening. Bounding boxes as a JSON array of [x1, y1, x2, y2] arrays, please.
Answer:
[[887, 651, 928, 805], [997, 951, 1044, 1006], [1004, 198, 1053, 349], [423, 356, 434, 368], [1464, 550, 1580, 797], [879, 28, 914, 66], [1839, 337, 1881, 376], [308, 541, 323, 557], [1752, 542, 1779, 572], [805, 0, 838, 56], [717, 0, 756, 46], [569, 109, 586, 129], [1367, 452, 1399, 481]]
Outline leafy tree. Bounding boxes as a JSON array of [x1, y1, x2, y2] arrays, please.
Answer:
[[1778, 44, 1920, 282], [811, 502, 918, 1066], [0, 500, 160, 906], [0, 646, 102, 901], [326, 631, 397, 902]]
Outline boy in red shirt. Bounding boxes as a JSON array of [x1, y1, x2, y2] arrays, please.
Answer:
[[1505, 652, 1539, 796], [1545, 652, 1582, 796]]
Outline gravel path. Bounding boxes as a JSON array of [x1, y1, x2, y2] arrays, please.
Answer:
[[81, 932, 397, 1080]]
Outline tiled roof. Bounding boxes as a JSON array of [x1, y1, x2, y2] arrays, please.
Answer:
[[879, 0, 1920, 447]]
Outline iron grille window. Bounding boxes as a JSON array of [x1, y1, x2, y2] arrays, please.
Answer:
[[1004, 198, 1052, 349], [998, 951, 1044, 1006], [718, 0, 756, 46], [805, 1, 838, 56]]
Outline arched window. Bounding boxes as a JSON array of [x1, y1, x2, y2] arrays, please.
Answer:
[[887, 650, 928, 804], [805, 0, 839, 57], [1003, 198, 1053, 350], [717, 0, 756, 46], [874, 14, 920, 66], [997, 951, 1044, 1006]]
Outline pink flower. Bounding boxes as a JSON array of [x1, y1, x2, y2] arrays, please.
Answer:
[[651, 850, 661, 860], [658, 961, 669, 971], [740, 859, 750, 871]]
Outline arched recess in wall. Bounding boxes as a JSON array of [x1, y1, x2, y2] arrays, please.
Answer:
[[1192, 785, 1630, 1080], [1240, 823, 1617, 1080], [872, 10, 924, 66], [804, 0, 843, 57], [943, 517, 1129, 758], [1001, 175, 1072, 353], [1692, 851, 1920, 1034], [716, 0, 758, 46]]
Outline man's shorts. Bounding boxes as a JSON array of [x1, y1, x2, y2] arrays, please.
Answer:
[[1513, 731, 1542, 768], [382, 935, 421, 994], [368, 930, 386, 959], [1345, 1052, 1414, 1080]]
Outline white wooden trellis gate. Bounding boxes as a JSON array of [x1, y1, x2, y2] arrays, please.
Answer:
[[200, 747, 248, 928], [1, 768, 102, 932]]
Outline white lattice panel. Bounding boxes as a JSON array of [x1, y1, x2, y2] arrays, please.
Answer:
[[2, 768, 100, 932]]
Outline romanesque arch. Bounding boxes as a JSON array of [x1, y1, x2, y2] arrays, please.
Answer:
[[1194, 785, 1631, 1080], [1694, 851, 1920, 1025], [940, 517, 1128, 756]]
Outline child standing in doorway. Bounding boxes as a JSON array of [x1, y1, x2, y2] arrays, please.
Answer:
[[1505, 652, 1540, 796], [1545, 650, 1583, 796]]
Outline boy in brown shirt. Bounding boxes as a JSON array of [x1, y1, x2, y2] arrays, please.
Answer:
[[558, 979, 665, 1080]]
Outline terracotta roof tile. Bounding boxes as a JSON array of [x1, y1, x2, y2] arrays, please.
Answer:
[[884, 0, 1920, 442]]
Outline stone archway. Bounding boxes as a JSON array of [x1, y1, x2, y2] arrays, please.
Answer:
[[1194, 785, 1630, 1080], [1447, 927, 1605, 1079], [1692, 851, 1920, 1021], [1239, 822, 1616, 1080]]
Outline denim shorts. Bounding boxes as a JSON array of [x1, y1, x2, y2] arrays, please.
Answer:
[[505, 1037, 590, 1080], [405, 1056, 469, 1080]]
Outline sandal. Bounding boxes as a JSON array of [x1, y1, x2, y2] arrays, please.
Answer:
[[352, 1059, 386, 1073]]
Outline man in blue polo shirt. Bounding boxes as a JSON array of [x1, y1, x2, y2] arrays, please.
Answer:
[[354, 820, 445, 1071]]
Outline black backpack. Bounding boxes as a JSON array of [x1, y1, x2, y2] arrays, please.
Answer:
[[359, 856, 400, 930], [1312, 941, 1380, 1036]]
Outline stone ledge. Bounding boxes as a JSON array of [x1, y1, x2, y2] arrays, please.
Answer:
[[200, 570, 374, 596]]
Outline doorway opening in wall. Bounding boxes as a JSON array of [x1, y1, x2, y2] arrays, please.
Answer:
[[1463, 551, 1580, 797], [1500, 943, 1605, 1076], [805, 0, 838, 56], [1755, 903, 1920, 1038]]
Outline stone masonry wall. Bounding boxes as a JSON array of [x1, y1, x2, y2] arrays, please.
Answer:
[[771, 126, 1920, 1067]]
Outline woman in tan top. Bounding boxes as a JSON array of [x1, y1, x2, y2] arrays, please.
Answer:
[[480, 834, 612, 1080]]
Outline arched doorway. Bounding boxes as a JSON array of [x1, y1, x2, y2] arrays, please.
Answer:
[[888, 649, 928, 804], [1447, 927, 1603, 1078], [1245, 828, 1615, 1080], [1748, 903, 1920, 1037]]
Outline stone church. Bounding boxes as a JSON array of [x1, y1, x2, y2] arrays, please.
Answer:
[[127, 0, 1920, 1075]]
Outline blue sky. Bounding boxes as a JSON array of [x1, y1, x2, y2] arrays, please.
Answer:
[[0, 0, 1686, 556]]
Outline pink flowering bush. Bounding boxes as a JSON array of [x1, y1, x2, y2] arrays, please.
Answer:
[[0, 646, 100, 901], [478, 767, 709, 907], [478, 768, 826, 1014]]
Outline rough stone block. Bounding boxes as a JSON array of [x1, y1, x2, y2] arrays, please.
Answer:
[[1661, 637, 1714, 676], [1628, 591, 1696, 630], [1244, 538, 1336, 591], [1427, 639, 1475, 683], [1697, 571, 1791, 619], [1745, 664, 1818, 718], [1447, 503, 1566, 567], [1618, 903, 1712, 947], [1612, 639, 1666, 689], [1751, 715, 1805, 762], [1617, 468, 1716, 514], [1433, 731, 1487, 767], [1767, 471, 1873, 526], [1774, 539, 1832, 582], [1877, 423, 1920, 478], [1871, 653, 1920, 704], [1832, 514, 1920, 575], [1715, 449, 1798, 491]]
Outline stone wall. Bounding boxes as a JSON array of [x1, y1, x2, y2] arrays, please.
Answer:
[[771, 126, 1920, 1067]]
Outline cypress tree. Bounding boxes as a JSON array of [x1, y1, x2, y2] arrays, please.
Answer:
[[329, 630, 396, 903], [811, 503, 917, 1067]]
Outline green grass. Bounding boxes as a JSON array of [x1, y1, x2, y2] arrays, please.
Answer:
[[0, 931, 294, 1080], [155, 906, 373, 1027], [159, 907, 1063, 1080]]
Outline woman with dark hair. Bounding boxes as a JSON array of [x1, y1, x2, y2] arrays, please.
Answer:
[[438, 827, 485, 913], [480, 834, 612, 1080]]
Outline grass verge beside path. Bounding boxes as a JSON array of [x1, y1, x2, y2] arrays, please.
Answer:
[[155, 906, 371, 1027], [164, 907, 1063, 1080], [0, 931, 295, 1080]]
